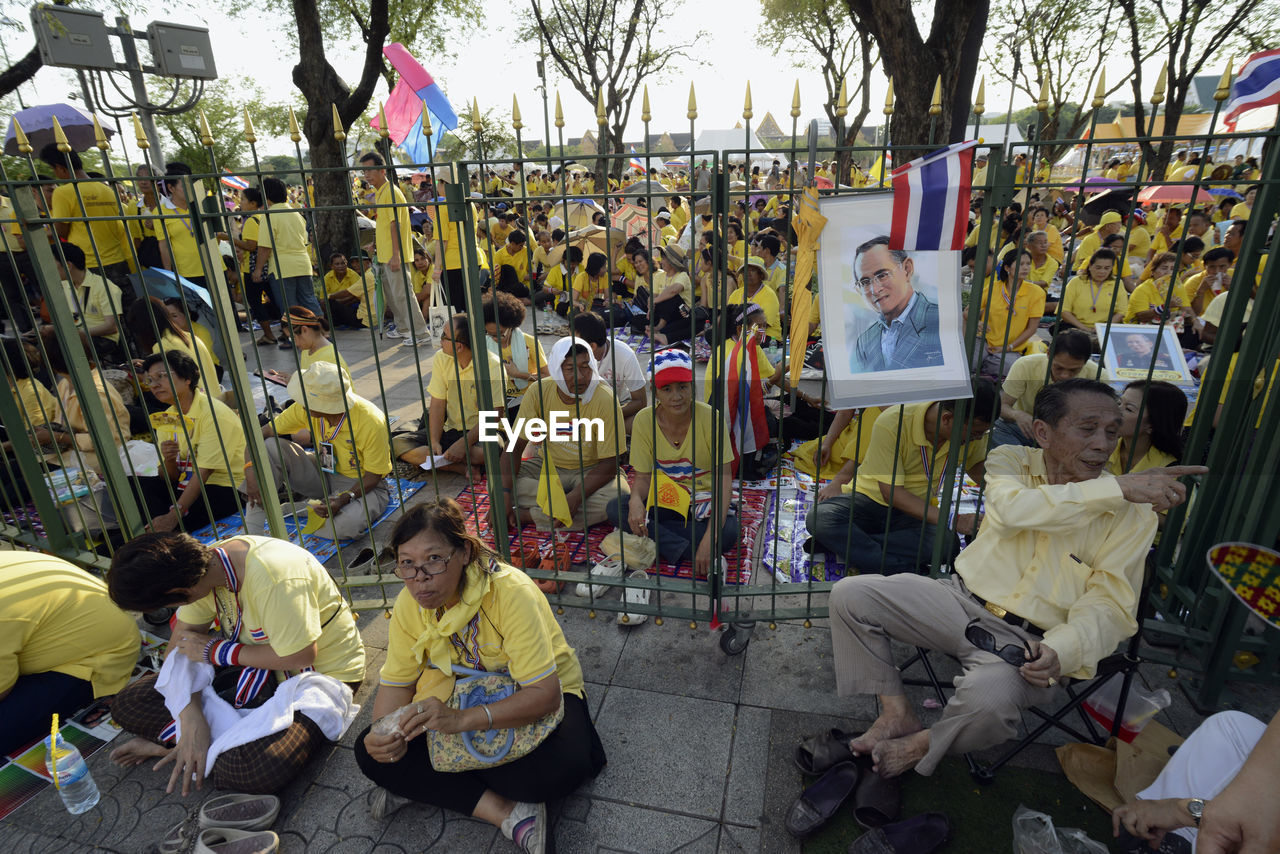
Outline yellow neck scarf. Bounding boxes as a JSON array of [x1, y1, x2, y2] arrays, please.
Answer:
[[410, 557, 501, 675]]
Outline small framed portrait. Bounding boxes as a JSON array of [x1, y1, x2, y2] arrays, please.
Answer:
[[1099, 323, 1192, 384], [816, 192, 973, 408]]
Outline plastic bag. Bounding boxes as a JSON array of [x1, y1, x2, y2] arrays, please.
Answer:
[[1012, 805, 1107, 854]]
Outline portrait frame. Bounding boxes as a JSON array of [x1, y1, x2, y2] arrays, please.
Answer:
[[1098, 323, 1192, 385], [815, 192, 972, 409]]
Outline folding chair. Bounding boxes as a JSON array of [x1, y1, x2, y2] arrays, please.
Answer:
[[899, 552, 1157, 784]]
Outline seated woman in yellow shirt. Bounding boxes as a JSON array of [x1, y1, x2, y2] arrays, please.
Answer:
[[106, 531, 366, 795], [128, 350, 245, 533], [970, 248, 1046, 378], [260, 306, 347, 385], [356, 500, 605, 844], [1125, 253, 1196, 323], [0, 552, 140, 756], [1059, 248, 1128, 347], [127, 296, 221, 402], [1109, 381, 1185, 475]]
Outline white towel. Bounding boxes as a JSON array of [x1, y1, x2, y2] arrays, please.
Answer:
[[156, 654, 360, 776]]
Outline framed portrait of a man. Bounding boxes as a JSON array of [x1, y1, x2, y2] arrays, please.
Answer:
[[815, 192, 972, 408], [1099, 323, 1192, 384]]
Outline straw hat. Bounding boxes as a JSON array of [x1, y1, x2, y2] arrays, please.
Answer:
[[659, 243, 687, 270], [286, 362, 359, 415], [744, 255, 769, 276]]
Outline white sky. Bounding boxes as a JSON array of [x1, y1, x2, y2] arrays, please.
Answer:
[[5, 0, 1222, 164]]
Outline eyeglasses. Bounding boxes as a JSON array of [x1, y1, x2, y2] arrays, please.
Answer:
[[964, 619, 1036, 667], [393, 548, 457, 580], [857, 266, 899, 290]]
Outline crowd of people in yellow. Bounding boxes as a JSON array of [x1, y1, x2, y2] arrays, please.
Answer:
[[0, 130, 1275, 854]]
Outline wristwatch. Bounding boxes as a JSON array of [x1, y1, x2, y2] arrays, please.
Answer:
[[1187, 798, 1205, 827]]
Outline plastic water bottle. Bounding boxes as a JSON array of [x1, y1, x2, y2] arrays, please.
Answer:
[[43, 733, 100, 814]]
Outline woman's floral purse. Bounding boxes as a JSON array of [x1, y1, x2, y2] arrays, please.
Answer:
[[427, 663, 564, 772]]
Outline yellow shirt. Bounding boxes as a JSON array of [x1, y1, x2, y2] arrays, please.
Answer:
[[765, 262, 787, 294], [323, 268, 360, 297], [272, 393, 391, 479], [156, 329, 218, 394], [1229, 202, 1251, 221], [726, 283, 782, 340], [162, 391, 245, 489], [1025, 256, 1060, 291], [1124, 278, 1190, 322], [425, 349, 505, 431], [238, 213, 261, 273], [1126, 227, 1151, 261], [1042, 224, 1064, 262], [572, 270, 609, 304], [1061, 275, 1129, 326], [299, 341, 348, 374], [493, 245, 531, 285], [379, 563, 584, 703], [659, 224, 679, 245], [152, 201, 204, 278], [629, 401, 733, 495], [498, 331, 548, 397], [851, 402, 987, 504], [1072, 232, 1102, 270], [373, 181, 412, 263], [50, 181, 129, 267], [12, 376, 58, 428], [1106, 442, 1176, 475], [670, 205, 690, 234], [978, 280, 1046, 353], [61, 272, 123, 341], [956, 445, 1156, 678], [516, 377, 626, 468], [0, 552, 140, 698], [343, 269, 378, 328], [258, 202, 313, 279], [177, 536, 365, 683], [1002, 353, 1109, 415], [661, 270, 694, 307]]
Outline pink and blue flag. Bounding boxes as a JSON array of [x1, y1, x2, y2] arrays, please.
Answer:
[[1224, 49, 1280, 130], [373, 43, 459, 165], [889, 140, 978, 252]]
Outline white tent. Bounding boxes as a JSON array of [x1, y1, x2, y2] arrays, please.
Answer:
[[689, 129, 790, 169]]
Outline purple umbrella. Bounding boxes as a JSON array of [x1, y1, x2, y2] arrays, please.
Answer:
[[4, 103, 116, 156]]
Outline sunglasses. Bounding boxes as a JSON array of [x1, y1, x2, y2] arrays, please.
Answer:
[[964, 619, 1036, 667]]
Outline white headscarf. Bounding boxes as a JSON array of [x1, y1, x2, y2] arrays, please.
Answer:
[[547, 335, 601, 404]]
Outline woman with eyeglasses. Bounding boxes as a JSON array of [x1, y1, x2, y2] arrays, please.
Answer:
[[356, 500, 606, 853]]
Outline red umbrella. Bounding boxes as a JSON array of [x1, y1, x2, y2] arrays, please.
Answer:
[[1137, 184, 1217, 206]]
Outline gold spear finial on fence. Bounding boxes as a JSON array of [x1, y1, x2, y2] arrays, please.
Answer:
[[12, 118, 31, 154], [790, 80, 801, 119], [1151, 62, 1168, 105], [1214, 58, 1234, 101], [883, 77, 895, 116], [596, 88, 607, 127], [641, 86, 651, 123], [420, 99, 433, 138], [554, 91, 564, 129], [1036, 75, 1050, 112], [974, 76, 986, 116], [92, 115, 110, 151], [242, 107, 256, 144], [471, 98, 482, 134], [743, 81, 753, 121], [198, 110, 213, 146], [288, 107, 301, 143], [131, 112, 149, 149], [331, 104, 346, 142], [1092, 69, 1106, 109], [929, 75, 942, 116], [512, 94, 523, 131], [687, 83, 697, 120], [51, 116, 70, 153], [377, 103, 389, 140], [837, 77, 849, 118]]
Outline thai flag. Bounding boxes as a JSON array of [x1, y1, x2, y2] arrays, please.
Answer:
[[220, 171, 250, 191], [889, 140, 979, 252], [628, 146, 645, 173], [1224, 49, 1280, 131]]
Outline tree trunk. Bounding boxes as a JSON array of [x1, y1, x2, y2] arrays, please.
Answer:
[[0, 46, 41, 102], [845, 0, 989, 150], [290, 0, 389, 264]]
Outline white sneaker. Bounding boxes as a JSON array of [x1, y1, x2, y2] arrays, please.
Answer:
[[501, 801, 546, 854], [575, 554, 623, 598], [400, 336, 424, 348], [618, 568, 650, 625], [383, 322, 403, 339], [367, 786, 410, 820]]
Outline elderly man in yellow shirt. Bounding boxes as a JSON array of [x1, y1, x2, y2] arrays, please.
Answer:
[[822, 378, 1204, 778]]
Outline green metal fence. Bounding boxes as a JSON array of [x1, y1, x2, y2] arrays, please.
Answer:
[[0, 76, 1275, 701]]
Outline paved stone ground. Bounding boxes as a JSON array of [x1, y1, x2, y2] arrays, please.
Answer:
[[3, 321, 1276, 852]]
